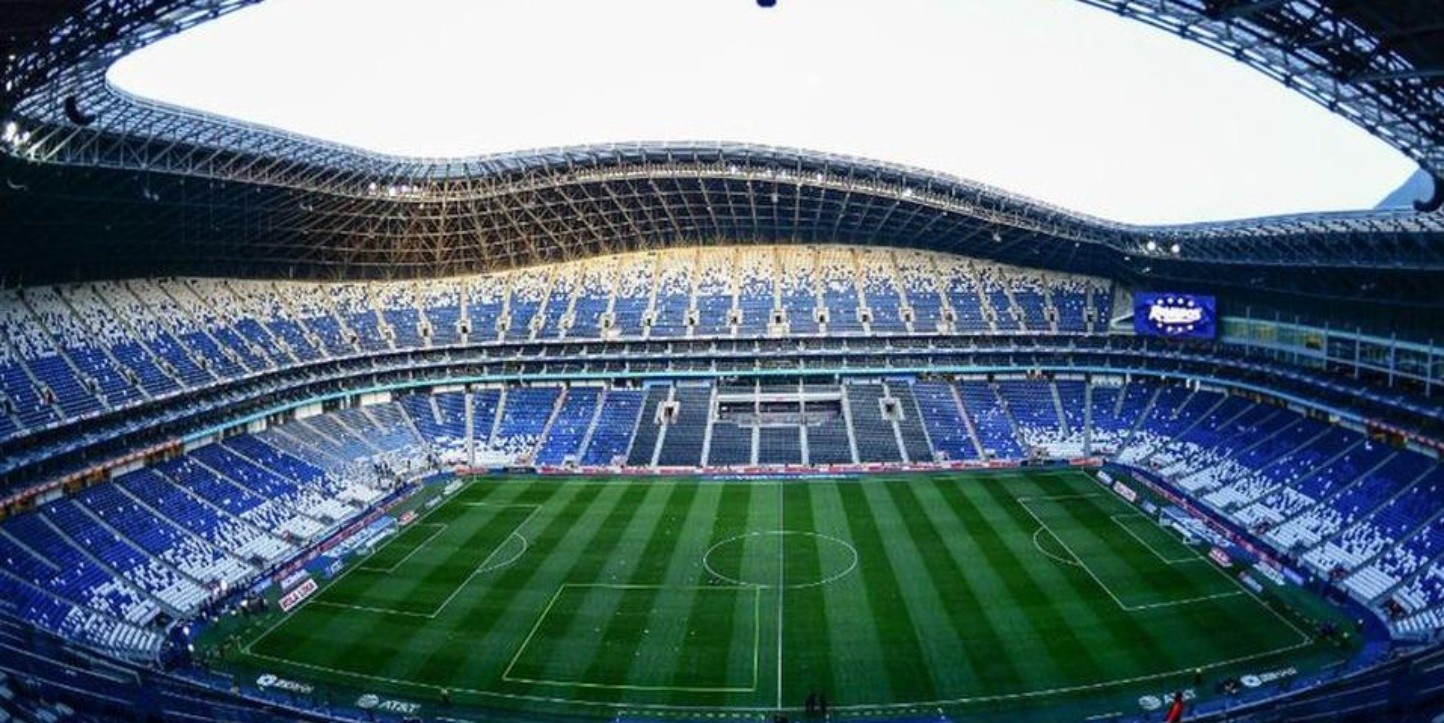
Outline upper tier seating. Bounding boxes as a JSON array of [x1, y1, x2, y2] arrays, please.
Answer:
[[0, 247, 1114, 445]]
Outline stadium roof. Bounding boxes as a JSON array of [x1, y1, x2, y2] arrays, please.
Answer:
[[0, 0, 1441, 328], [98, 0, 1414, 224]]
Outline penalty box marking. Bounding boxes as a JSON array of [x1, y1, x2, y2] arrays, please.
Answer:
[[1017, 496, 1243, 612], [248, 497, 541, 656], [1108, 513, 1207, 565], [308, 530, 531, 619], [356, 523, 448, 574], [502, 583, 762, 693]]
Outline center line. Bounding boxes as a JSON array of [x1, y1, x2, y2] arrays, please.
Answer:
[[775, 481, 785, 710]]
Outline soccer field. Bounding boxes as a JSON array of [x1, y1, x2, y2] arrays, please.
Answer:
[[215, 470, 1354, 721]]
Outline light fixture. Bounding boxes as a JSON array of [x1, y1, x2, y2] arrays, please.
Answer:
[[1145, 240, 1158, 252]]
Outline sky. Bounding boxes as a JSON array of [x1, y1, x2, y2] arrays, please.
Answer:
[[105, 0, 1418, 225]]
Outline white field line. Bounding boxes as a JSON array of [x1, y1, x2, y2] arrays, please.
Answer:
[[1092, 494, 1315, 648], [499, 583, 567, 683], [1031, 527, 1081, 567], [1109, 514, 1205, 565], [501, 583, 760, 693], [430, 506, 541, 618], [1017, 497, 1242, 611], [1021, 490, 1313, 649], [243, 483, 477, 652], [1014, 493, 1109, 503], [356, 523, 447, 573], [306, 600, 432, 618], [245, 492, 534, 654], [775, 480, 785, 710]]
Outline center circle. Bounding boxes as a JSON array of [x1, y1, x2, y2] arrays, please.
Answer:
[[702, 530, 858, 589]]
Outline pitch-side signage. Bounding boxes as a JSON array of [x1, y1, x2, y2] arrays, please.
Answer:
[[356, 694, 421, 714], [278, 578, 318, 612], [1111, 481, 1138, 503], [279, 570, 311, 592], [257, 674, 313, 695], [1240, 667, 1297, 688]]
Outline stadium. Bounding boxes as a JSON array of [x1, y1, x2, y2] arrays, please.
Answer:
[[0, 1, 1443, 721]]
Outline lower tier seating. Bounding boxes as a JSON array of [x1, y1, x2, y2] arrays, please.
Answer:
[[4, 376, 1443, 657]]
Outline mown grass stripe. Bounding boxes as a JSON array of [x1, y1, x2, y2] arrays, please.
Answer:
[[574, 482, 701, 701], [1064, 487, 1310, 665], [859, 480, 982, 698], [244, 480, 522, 668], [835, 483, 939, 705], [1074, 493, 1233, 599], [738, 482, 783, 708], [294, 481, 554, 689], [1044, 496, 1219, 608], [400, 481, 574, 688], [926, 478, 1083, 690], [673, 478, 760, 708], [780, 482, 835, 708], [376, 488, 542, 684], [804, 482, 894, 709], [989, 476, 1203, 677], [615, 484, 749, 702], [384, 505, 527, 614], [882, 478, 1021, 693], [412, 480, 612, 697], [506, 481, 657, 689], [957, 478, 1119, 688], [313, 481, 515, 609]]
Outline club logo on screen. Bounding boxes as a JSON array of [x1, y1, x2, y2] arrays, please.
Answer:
[[1134, 293, 1216, 339], [1147, 297, 1204, 331]]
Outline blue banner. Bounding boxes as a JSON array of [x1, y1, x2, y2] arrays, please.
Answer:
[[1133, 292, 1216, 338]]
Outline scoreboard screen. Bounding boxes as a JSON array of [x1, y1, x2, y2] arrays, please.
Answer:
[[1133, 292, 1216, 339]]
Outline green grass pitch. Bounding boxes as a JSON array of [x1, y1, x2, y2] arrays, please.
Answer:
[[212, 470, 1356, 721]]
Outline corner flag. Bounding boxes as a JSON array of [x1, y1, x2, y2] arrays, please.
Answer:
[[1164, 691, 1185, 723]]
